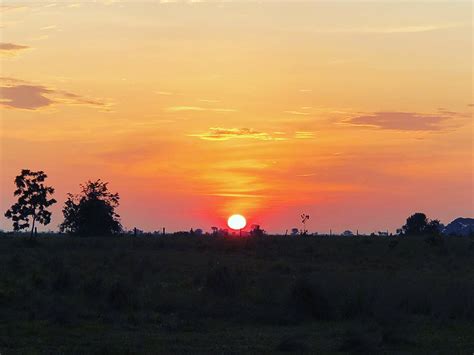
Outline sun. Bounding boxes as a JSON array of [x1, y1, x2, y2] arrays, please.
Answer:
[[227, 214, 247, 230]]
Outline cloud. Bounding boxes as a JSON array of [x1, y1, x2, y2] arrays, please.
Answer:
[[40, 25, 57, 30], [0, 5, 27, 12], [189, 127, 285, 141], [295, 131, 315, 139], [207, 193, 264, 198], [343, 111, 459, 131], [167, 106, 236, 113], [284, 110, 310, 116], [0, 42, 30, 56], [167, 106, 204, 111], [198, 99, 220, 103], [0, 77, 110, 111], [0, 85, 53, 110], [313, 23, 466, 34], [30, 35, 49, 42]]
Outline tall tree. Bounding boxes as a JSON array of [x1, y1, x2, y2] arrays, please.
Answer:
[[5, 169, 57, 237], [402, 212, 441, 236], [60, 180, 122, 236]]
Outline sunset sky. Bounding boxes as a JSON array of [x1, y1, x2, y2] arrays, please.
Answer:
[[1, 1, 472, 234]]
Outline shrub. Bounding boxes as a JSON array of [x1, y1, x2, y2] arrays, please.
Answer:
[[205, 265, 243, 298], [289, 278, 333, 320], [339, 328, 381, 354], [276, 335, 309, 352]]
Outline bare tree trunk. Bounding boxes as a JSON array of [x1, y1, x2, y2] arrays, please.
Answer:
[[30, 216, 36, 238]]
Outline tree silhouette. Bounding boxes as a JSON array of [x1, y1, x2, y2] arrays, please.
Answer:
[[300, 213, 310, 235], [250, 224, 265, 237], [60, 180, 122, 236], [4, 169, 57, 237], [402, 212, 441, 236]]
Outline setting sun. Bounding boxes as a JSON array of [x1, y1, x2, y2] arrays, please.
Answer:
[[227, 214, 247, 230]]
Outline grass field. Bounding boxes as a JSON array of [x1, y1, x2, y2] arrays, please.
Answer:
[[1, 234, 474, 354]]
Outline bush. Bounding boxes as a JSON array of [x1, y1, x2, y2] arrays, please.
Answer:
[[289, 278, 333, 320], [205, 265, 243, 298], [276, 335, 309, 352], [339, 328, 381, 354]]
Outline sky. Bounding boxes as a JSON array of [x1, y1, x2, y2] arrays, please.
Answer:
[[0, 0, 472, 234]]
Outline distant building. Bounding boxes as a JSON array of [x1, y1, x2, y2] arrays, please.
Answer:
[[342, 230, 354, 236]]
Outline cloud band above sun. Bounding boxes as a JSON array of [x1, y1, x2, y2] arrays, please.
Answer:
[[189, 127, 280, 141]]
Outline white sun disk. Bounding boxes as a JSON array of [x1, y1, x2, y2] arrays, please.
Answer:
[[227, 214, 247, 230]]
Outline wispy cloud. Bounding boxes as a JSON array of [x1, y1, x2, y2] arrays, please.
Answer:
[[313, 23, 466, 34], [295, 131, 315, 139], [343, 111, 461, 131], [0, 5, 27, 12], [207, 193, 264, 198], [284, 110, 310, 116], [40, 25, 57, 30], [198, 99, 220, 103], [0, 77, 111, 111], [0, 42, 30, 56], [189, 127, 285, 141], [296, 173, 317, 177], [30, 35, 49, 42], [167, 106, 236, 113]]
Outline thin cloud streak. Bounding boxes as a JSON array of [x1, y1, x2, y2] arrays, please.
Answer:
[[189, 127, 286, 141], [343, 111, 463, 131], [301, 23, 468, 34], [285, 110, 310, 116], [167, 106, 236, 113]]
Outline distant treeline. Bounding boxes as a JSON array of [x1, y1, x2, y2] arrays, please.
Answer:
[[4, 169, 473, 238]]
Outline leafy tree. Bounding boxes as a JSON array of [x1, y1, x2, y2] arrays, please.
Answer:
[[60, 180, 122, 236], [425, 219, 442, 235], [4, 169, 57, 237], [250, 224, 265, 237], [402, 212, 441, 236]]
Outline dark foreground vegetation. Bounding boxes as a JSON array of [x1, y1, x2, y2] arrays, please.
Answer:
[[1, 234, 474, 354]]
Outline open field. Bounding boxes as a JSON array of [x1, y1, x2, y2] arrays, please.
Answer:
[[1, 234, 474, 354]]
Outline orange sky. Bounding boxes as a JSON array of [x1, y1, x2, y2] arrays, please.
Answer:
[[1, 1, 472, 233]]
